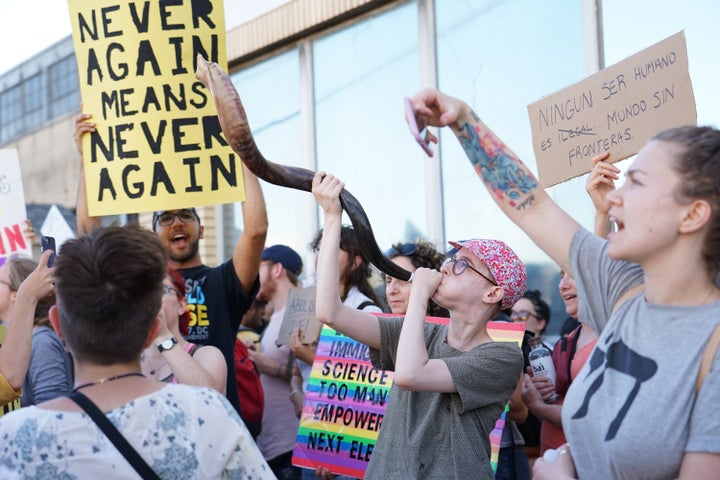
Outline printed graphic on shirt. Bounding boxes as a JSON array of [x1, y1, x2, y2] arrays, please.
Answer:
[[572, 332, 657, 440], [185, 275, 210, 343]]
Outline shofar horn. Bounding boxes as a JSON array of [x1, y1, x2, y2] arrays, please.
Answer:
[[195, 54, 412, 281]]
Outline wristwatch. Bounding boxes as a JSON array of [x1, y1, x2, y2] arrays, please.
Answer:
[[157, 337, 178, 352]]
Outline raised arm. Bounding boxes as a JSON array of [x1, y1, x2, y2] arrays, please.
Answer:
[[233, 164, 268, 294], [0, 251, 55, 391], [312, 173, 380, 349], [74, 113, 102, 236], [408, 89, 581, 275], [152, 313, 227, 394], [585, 153, 618, 239], [394, 267, 457, 392]]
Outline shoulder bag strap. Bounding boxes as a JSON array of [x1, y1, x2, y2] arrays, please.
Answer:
[[68, 391, 161, 480], [696, 323, 720, 395]]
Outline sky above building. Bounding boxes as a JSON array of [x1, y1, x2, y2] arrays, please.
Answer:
[[0, 0, 291, 76]]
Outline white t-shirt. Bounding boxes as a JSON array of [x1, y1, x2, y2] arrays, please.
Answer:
[[0, 384, 273, 479]]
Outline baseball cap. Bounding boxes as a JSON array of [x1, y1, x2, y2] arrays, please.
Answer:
[[262, 245, 303, 276], [448, 239, 526, 310]]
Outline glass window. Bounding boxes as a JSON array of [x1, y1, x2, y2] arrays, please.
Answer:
[[230, 50, 310, 270], [0, 83, 23, 142], [436, 0, 586, 331], [313, 1, 422, 259], [48, 55, 80, 118], [23, 73, 44, 130]]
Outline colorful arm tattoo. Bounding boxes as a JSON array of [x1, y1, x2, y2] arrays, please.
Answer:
[[455, 110, 539, 211]]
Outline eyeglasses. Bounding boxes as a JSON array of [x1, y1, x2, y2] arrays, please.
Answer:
[[511, 310, 538, 322], [162, 285, 181, 297], [154, 209, 197, 227], [384, 243, 417, 258], [442, 255, 497, 286]]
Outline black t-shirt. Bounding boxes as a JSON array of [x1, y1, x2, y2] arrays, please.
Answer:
[[179, 261, 259, 422]]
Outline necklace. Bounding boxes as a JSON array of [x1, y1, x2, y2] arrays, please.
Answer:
[[72, 372, 146, 392]]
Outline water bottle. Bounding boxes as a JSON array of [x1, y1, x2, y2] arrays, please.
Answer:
[[528, 337, 557, 403]]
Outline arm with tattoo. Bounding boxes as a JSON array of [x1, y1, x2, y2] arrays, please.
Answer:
[[408, 88, 581, 274]]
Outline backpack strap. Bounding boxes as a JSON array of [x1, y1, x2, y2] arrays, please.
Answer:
[[696, 323, 720, 395], [356, 300, 377, 311], [565, 324, 582, 386]]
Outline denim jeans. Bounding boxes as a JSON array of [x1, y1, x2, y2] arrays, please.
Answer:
[[495, 444, 531, 480]]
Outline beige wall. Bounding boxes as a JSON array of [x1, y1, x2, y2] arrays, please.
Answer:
[[9, 112, 78, 208]]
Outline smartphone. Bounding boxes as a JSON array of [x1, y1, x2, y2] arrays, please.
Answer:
[[403, 97, 434, 157], [40, 236, 57, 267]]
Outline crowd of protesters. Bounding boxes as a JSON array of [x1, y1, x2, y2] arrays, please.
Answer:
[[0, 85, 718, 480]]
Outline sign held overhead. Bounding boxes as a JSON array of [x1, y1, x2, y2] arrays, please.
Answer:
[[528, 31, 696, 187]]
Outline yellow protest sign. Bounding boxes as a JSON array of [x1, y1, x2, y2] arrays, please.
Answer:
[[68, 0, 245, 215]]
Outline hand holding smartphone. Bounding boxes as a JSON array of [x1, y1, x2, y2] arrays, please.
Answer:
[[40, 236, 57, 268], [403, 97, 435, 157]]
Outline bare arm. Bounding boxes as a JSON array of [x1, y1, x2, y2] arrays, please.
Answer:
[[152, 314, 227, 393], [233, 164, 268, 295], [521, 374, 562, 427], [289, 327, 317, 365], [393, 268, 456, 392], [312, 173, 380, 349], [408, 89, 581, 275], [74, 113, 102, 236], [0, 251, 55, 389], [585, 153, 618, 239], [679, 452, 720, 479], [507, 374, 529, 423]]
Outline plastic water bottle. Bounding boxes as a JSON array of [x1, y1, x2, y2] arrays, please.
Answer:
[[528, 337, 558, 403]]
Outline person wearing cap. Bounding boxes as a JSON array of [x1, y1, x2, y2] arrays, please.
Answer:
[[73, 114, 268, 438], [312, 172, 525, 479], [248, 244, 304, 479]]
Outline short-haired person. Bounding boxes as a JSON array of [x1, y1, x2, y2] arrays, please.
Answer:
[[74, 115, 268, 436], [0, 225, 272, 479], [406, 88, 720, 478], [249, 244, 305, 479], [312, 172, 525, 479]]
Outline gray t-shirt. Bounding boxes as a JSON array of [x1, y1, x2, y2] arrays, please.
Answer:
[[564, 228, 720, 479], [367, 316, 523, 479], [21, 326, 73, 407]]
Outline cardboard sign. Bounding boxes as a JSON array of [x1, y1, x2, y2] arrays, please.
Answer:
[[292, 318, 525, 478], [276, 286, 323, 347], [528, 31, 696, 187], [68, 0, 245, 216], [0, 149, 31, 266]]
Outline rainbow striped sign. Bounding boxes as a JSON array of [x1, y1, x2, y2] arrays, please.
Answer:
[[292, 317, 525, 478]]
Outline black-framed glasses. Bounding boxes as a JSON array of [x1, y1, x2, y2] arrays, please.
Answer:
[[442, 255, 497, 286], [511, 310, 538, 322], [162, 285, 181, 297], [384, 243, 417, 258], [154, 209, 198, 227]]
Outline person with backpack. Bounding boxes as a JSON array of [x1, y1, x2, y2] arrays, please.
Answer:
[[520, 271, 597, 454]]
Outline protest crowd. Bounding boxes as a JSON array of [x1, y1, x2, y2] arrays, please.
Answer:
[[0, 8, 718, 480]]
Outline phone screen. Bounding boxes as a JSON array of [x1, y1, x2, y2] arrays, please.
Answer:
[[40, 236, 57, 267], [403, 97, 434, 157]]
